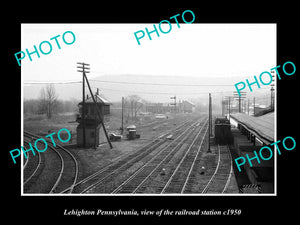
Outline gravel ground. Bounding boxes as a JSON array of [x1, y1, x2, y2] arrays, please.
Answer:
[[23, 112, 208, 193], [67, 113, 199, 181]]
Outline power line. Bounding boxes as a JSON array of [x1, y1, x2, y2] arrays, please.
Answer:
[[97, 86, 235, 95], [23, 79, 273, 95], [24, 81, 82, 84], [89, 79, 234, 87], [22, 79, 233, 87], [23, 81, 271, 96]]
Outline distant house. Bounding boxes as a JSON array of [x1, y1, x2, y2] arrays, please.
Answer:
[[145, 103, 170, 114], [181, 100, 195, 113]]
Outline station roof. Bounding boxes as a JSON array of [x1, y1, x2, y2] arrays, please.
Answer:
[[230, 112, 274, 145]]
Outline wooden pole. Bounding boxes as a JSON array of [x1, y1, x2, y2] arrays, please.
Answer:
[[121, 96, 124, 134], [82, 72, 86, 147], [94, 90, 97, 149], [208, 93, 211, 153], [239, 95, 241, 113], [83, 72, 113, 149], [77, 62, 89, 147], [253, 97, 256, 116], [228, 96, 231, 119]]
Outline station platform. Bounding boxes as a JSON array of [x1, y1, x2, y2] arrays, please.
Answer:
[[230, 112, 274, 145], [230, 128, 274, 193]]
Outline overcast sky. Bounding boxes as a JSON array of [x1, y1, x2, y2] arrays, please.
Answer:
[[21, 23, 276, 82]]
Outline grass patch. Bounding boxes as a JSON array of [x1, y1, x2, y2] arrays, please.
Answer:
[[24, 113, 78, 135]]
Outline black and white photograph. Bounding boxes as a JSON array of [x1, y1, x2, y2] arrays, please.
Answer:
[[21, 23, 276, 195], [4, 4, 298, 224]]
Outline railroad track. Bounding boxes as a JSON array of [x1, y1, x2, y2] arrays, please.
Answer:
[[23, 131, 79, 194], [201, 145, 232, 194], [111, 118, 208, 194], [161, 123, 209, 194], [23, 139, 45, 191], [66, 118, 203, 193]]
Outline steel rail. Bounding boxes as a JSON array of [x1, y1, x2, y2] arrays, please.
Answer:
[[201, 144, 221, 193], [201, 145, 232, 194], [23, 131, 79, 194], [61, 119, 194, 193], [111, 119, 204, 194], [221, 145, 233, 194], [160, 119, 208, 194], [181, 124, 209, 193], [23, 140, 42, 186], [81, 120, 202, 193]]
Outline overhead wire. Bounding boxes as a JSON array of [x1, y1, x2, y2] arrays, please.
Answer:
[[23, 78, 272, 95], [89, 79, 234, 87], [24, 80, 82, 84]]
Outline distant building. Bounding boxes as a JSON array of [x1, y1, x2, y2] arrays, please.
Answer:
[[146, 100, 196, 114], [180, 100, 195, 113], [76, 92, 111, 147], [145, 103, 170, 114]]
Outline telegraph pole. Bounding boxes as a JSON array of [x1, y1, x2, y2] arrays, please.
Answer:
[[121, 96, 124, 134], [207, 93, 212, 153], [224, 96, 231, 120], [77, 62, 113, 149], [77, 62, 90, 147], [228, 96, 231, 119], [209, 93, 212, 136], [170, 96, 177, 115], [239, 95, 241, 112], [84, 72, 113, 149], [247, 99, 250, 115], [253, 97, 256, 116], [221, 97, 224, 116], [270, 70, 275, 110], [233, 91, 246, 113], [94, 89, 98, 149]]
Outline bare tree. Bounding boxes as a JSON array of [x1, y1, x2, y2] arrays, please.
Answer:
[[38, 84, 58, 119], [38, 88, 47, 114], [125, 95, 144, 120]]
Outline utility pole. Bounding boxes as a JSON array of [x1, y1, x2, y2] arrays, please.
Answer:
[[207, 93, 212, 153], [224, 96, 231, 120], [121, 96, 124, 134], [233, 91, 246, 113], [253, 97, 256, 116], [239, 95, 241, 113], [170, 96, 177, 115], [85, 74, 113, 149], [228, 96, 231, 119], [77, 62, 113, 149], [270, 70, 275, 110], [210, 94, 212, 136], [94, 89, 98, 149], [221, 97, 224, 117], [247, 99, 250, 115], [77, 62, 90, 147]]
